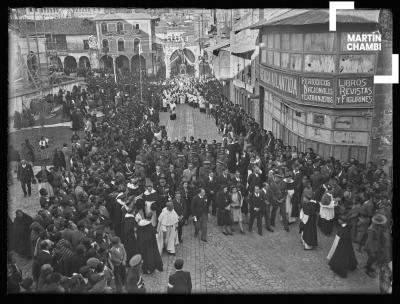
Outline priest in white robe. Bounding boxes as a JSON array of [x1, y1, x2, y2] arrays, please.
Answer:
[[157, 201, 180, 255]]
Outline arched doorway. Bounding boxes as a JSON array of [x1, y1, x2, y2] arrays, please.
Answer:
[[78, 56, 91, 69], [49, 55, 62, 70], [64, 56, 77, 75], [170, 48, 195, 76], [27, 52, 38, 80], [115, 55, 129, 75], [131, 54, 146, 77], [99, 55, 114, 73]]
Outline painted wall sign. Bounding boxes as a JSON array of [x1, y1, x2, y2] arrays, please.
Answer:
[[259, 66, 298, 98], [333, 131, 369, 145], [336, 77, 373, 104], [300, 77, 334, 103]]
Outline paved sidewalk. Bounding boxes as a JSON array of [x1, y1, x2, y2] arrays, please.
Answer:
[[8, 104, 379, 293]]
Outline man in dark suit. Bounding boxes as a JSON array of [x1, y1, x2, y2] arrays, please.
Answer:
[[168, 258, 192, 294], [238, 150, 250, 182], [218, 168, 231, 187], [203, 171, 219, 216], [249, 186, 265, 235], [191, 188, 209, 242], [248, 185, 265, 236], [261, 182, 274, 232], [17, 159, 34, 197], [172, 191, 186, 243], [270, 174, 289, 232]]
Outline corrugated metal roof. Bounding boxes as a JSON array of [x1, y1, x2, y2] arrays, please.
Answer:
[[250, 9, 380, 28], [12, 18, 97, 36], [93, 13, 157, 21], [225, 43, 256, 54], [204, 40, 230, 52]]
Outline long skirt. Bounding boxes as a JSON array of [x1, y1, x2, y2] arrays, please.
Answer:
[[170, 113, 176, 120], [38, 182, 54, 197], [162, 107, 168, 112], [200, 108, 206, 113], [318, 216, 334, 236], [137, 224, 163, 273], [217, 209, 232, 227]]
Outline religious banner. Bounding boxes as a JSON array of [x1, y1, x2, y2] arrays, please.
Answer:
[[336, 77, 374, 104], [259, 66, 298, 99], [300, 76, 334, 104]]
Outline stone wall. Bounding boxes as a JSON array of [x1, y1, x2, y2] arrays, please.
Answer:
[[370, 39, 392, 167]]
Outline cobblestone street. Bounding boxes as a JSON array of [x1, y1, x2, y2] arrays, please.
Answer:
[[8, 104, 379, 293]]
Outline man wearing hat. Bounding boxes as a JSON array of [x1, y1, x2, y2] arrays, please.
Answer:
[[167, 258, 192, 294], [199, 160, 212, 183], [172, 191, 186, 243], [109, 236, 127, 293], [126, 254, 145, 293], [203, 171, 219, 217], [155, 177, 171, 218], [270, 173, 289, 232], [364, 213, 390, 278]]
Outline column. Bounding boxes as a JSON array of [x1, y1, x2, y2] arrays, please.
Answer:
[[165, 51, 170, 79], [112, 55, 117, 83]]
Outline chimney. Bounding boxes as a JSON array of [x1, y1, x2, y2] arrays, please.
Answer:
[[259, 9, 264, 21]]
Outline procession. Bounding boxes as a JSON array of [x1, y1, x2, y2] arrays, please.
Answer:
[[8, 8, 392, 294]]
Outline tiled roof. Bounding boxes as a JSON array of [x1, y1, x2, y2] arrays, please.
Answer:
[[93, 13, 158, 21], [13, 18, 96, 36]]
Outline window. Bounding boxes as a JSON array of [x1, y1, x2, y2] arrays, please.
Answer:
[[117, 22, 123, 32], [135, 24, 139, 30], [124, 23, 132, 31], [83, 40, 89, 50], [107, 23, 117, 32], [101, 22, 107, 34], [313, 114, 325, 125], [102, 39, 109, 52], [133, 38, 140, 53], [118, 39, 124, 51]]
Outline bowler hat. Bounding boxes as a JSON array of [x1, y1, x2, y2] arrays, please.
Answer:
[[86, 257, 101, 268], [129, 254, 142, 267], [372, 213, 387, 225]]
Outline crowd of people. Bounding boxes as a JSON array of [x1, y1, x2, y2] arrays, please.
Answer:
[[8, 73, 392, 294]]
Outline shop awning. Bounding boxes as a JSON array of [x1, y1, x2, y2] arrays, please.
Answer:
[[204, 40, 230, 53], [225, 43, 256, 55], [250, 9, 380, 29]]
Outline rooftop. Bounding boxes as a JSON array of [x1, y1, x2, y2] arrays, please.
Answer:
[[250, 9, 380, 29], [11, 18, 96, 36], [93, 13, 159, 21]]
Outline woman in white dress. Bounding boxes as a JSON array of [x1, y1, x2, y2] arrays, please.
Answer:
[[229, 185, 244, 234]]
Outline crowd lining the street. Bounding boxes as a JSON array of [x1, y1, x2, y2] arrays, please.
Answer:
[[8, 73, 392, 294]]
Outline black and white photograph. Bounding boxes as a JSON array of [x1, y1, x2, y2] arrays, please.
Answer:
[[7, 6, 393, 294]]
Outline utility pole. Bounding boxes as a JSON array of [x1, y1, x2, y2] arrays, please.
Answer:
[[33, 10, 42, 88]]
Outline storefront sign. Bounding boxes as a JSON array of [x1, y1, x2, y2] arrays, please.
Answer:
[[300, 77, 334, 104], [259, 66, 298, 98], [336, 78, 373, 104]]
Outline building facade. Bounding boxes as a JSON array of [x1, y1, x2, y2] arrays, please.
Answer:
[[93, 13, 160, 76], [253, 10, 382, 163]]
